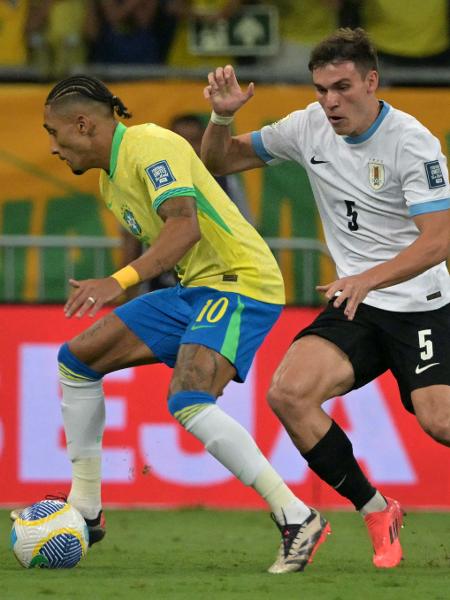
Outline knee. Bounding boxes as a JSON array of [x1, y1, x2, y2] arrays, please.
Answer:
[[267, 377, 315, 419], [414, 390, 450, 447], [417, 412, 450, 446], [57, 342, 103, 384]]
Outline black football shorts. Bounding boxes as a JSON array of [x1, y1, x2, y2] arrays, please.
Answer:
[[293, 300, 450, 413]]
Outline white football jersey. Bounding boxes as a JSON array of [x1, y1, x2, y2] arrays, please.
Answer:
[[252, 101, 450, 312]]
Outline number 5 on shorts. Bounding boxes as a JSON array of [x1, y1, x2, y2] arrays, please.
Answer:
[[418, 329, 434, 360]]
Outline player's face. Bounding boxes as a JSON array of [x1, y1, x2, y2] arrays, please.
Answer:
[[312, 61, 379, 137], [43, 105, 93, 175]]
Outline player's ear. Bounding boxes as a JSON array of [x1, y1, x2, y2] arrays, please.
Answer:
[[366, 70, 379, 93], [76, 114, 90, 135]]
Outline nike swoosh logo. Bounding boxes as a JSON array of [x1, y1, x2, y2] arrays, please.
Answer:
[[333, 474, 347, 489], [415, 362, 440, 374], [310, 156, 329, 165], [191, 324, 216, 331]]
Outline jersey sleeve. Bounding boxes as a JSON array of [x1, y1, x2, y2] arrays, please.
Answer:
[[398, 128, 450, 216], [251, 110, 306, 167], [139, 134, 197, 212]]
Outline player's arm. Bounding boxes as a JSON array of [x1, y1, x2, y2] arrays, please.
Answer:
[[129, 195, 200, 281], [366, 209, 450, 286], [64, 196, 200, 318], [318, 209, 450, 320], [120, 226, 144, 300], [201, 65, 265, 175]]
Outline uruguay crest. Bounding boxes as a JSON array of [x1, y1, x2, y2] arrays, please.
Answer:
[[368, 161, 385, 190]]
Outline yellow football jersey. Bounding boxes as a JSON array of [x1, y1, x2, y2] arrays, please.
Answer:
[[100, 123, 285, 305], [0, 0, 28, 66]]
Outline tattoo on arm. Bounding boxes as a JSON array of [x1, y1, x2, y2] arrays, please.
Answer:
[[157, 196, 197, 222]]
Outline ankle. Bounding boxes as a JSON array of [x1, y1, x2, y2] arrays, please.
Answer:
[[359, 491, 387, 516]]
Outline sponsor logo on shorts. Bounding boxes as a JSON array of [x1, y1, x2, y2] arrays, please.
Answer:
[[190, 324, 216, 331], [424, 160, 445, 189], [415, 362, 440, 374], [145, 160, 176, 190]]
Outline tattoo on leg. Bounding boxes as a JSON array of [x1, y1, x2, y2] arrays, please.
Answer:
[[171, 345, 224, 394], [77, 315, 111, 342]]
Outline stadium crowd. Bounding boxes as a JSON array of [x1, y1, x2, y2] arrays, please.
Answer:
[[0, 1, 449, 78]]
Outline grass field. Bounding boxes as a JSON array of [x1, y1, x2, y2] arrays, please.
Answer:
[[2, 509, 449, 600]]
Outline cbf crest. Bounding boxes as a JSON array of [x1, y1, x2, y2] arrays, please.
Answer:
[[368, 160, 385, 191], [121, 206, 142, 236]]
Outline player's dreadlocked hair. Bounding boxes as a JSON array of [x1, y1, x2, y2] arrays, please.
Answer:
[[45, 75, 132, 119], [308, 28, 379, 75]]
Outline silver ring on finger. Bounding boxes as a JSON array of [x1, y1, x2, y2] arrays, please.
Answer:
[[87, 296, 96, 304]]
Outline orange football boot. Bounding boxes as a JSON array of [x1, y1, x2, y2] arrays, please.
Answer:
[[364, 497, 404, 568]]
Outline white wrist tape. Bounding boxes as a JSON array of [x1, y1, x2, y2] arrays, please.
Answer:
[[210, 110, 234, 126]]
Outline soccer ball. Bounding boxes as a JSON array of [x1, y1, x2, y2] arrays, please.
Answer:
[[10, 499, 89, 568]]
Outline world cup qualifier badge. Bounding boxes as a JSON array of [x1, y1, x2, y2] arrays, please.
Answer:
[[121, 206, 142, 236], [424, 160, 445, 189], [368, 160, 385, 190], [145, 160, 176, 190]]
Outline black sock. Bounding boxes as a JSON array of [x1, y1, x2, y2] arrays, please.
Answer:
[[302, 420, 376, 510]]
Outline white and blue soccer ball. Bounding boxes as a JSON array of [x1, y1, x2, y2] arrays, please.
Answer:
[[10, 499, 89, 568]]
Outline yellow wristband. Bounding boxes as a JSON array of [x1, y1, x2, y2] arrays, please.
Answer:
[[111, 265, 140, 290]]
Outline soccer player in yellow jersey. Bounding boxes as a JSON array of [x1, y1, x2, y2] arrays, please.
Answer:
[[34, 75, 331, 573]]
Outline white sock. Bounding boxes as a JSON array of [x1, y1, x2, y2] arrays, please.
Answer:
[[185, 405, 309, 521], [60, 375, 105, 519], [359, 490, 387, 516], [68, 457, 102, 520], [253, 465, 311, 524]]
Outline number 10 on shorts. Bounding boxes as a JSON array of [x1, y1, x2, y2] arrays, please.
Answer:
[[196, 298, 229, 324]]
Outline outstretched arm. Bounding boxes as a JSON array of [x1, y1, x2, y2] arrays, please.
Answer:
[[64, 196, 200, 318], [201, 65, 265, 176], [317, 210, 450, 320]]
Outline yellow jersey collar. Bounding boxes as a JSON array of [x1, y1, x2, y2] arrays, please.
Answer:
[[109, 122, 127, 179]]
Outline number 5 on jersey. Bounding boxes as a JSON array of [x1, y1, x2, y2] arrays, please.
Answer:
[[345, 200, 359, 231]]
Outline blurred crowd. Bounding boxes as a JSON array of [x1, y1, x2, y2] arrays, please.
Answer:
[[0, 0, 449, 79]]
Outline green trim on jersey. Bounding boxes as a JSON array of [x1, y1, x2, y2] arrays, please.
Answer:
[[109, 122, 127, 179], [220, 295, 244, 363], [153, 186, 196, 211], [194, 186, 233, 235]]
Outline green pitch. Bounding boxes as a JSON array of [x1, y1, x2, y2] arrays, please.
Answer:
[[1, 509, 449, 600]]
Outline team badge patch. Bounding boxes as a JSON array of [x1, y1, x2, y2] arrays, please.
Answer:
[[145, 160, 176, 190], [368, 161, 385, 190], [424, 160, 445, 189], [122, 207, 142, 236]]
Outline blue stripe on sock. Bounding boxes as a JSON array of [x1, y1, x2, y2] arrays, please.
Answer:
[[168, 391, 215, 416], [57, 343, 103, 381]]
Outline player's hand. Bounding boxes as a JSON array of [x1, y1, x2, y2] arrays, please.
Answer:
[[64, 277, 123, 318], [316, 274, 375, 321], [204, 65, 254, 116]]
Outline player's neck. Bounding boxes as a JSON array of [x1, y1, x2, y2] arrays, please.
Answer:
[[355, 98, 382, 137], [97, 121, 118, 173]]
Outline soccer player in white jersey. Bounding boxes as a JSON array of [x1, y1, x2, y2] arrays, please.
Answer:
[[201, 28, 450, 568]]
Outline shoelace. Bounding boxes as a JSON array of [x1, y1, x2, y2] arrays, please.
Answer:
[[272, 512, 314, 558]]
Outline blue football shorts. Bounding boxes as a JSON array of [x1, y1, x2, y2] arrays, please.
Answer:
[[114, 284, 283, 382]]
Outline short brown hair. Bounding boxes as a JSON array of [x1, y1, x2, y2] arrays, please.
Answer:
[[308, 28, 379, 75]]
